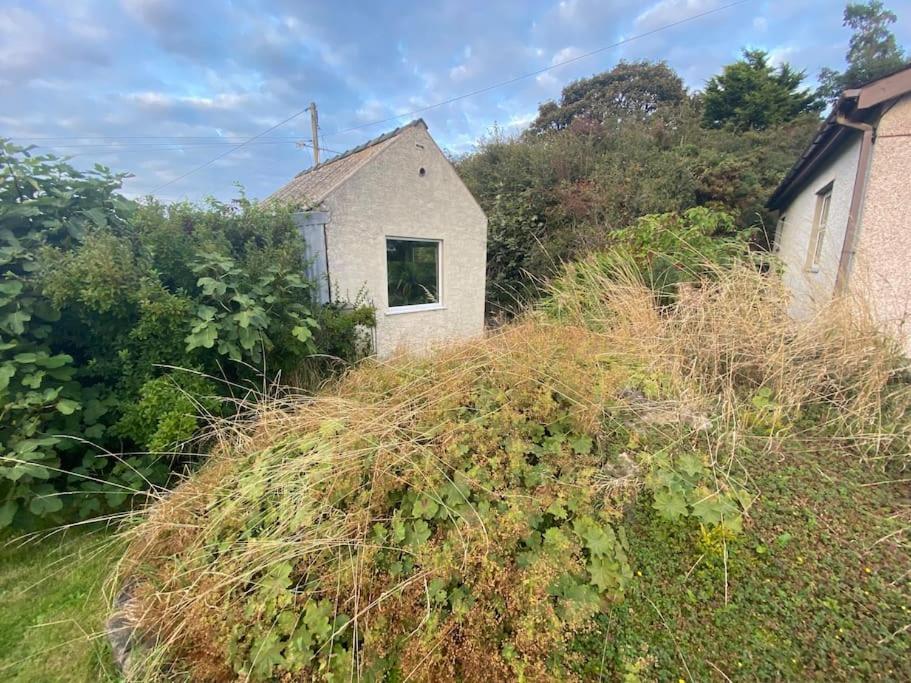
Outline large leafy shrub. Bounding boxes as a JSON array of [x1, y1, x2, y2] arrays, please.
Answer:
[[0, 141, 371, 528]]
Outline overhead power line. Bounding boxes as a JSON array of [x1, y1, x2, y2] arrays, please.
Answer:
[[11, 135, 308, 141], [324, 0, 752, 141], [149, 106, 322, 194], [147, 0, 750, 195], [33, 140, 311, 149]]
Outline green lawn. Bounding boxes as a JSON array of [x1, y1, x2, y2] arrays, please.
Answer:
[[572, 446, 911, 680], [0, 528, 120, 682]]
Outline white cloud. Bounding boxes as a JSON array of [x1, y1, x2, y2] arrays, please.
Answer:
[[450, 63, 471, 81], [767, 45, 798, 67], [506, 110, 536, 130], [753, 16, 768, 32], [355, 98, 388, 122], [634, 0, 722, 32], [536, 46, 583, 87], [127, 91, 251, 110]]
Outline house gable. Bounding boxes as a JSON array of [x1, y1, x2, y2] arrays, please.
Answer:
[[316, 123, 488, 357]]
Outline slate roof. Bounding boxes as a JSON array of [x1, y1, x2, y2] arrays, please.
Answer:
[[268, 119, 427, 206]]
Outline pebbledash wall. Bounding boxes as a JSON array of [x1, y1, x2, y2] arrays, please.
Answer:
[[318, 125, 487, 358], [774, 133, 862, 320], [849, 93, 911, 349]]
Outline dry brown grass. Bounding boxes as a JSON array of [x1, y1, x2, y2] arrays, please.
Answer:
[[547, 255, 910, 463], [114, 258, 910, 681]]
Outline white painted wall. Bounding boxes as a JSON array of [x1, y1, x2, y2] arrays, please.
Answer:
[[774, 132, 862, 318], [320, 125, 488, 357]]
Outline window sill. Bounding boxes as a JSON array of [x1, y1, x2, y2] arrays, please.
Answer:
[[386, 303, 446, 316]]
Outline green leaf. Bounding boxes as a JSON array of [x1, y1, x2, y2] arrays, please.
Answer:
[[55, 398, 81, 415], [690, 488, 735, 526], [29, 493, 63, 516], [186, 322, 218, 350], [677, 453, 703, 478], [573, 517, 617, 557], [195, 304, 218, 322], [235, 309, 255, 328], [588, 556, 620, 593], [543, 526, 570, 552], [22, 370, 44, 388], [291, 325, 313, 342], [653, 488, 687, 520], [0, 501, 17, 527], [406, 519, 432, 546], [411, 495, 439, 520], [0, 280, 23, 296], [569, 434, 593, 455], [248, 631, 285, 680], [37, 353, 73, 369], [1, 309, 30, 335], [391, 516, 406, 543], [0, 363, 15, 391], [197, 276, 227, 296], [303, 600, 333, 643], [105, 491, 128, 508], [546, 499, 568, 520], [82, 206, 108, 228]]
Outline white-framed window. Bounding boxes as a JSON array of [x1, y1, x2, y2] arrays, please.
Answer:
[[385, 237, 442, 313], [806, 183, 833, 271]]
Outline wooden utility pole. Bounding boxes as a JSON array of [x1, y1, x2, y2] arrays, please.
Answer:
[[308, 102, 320, 166]]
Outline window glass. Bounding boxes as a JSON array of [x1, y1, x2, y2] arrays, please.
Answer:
[[386, 239, 439, 307], [809, 187, 832, 269]]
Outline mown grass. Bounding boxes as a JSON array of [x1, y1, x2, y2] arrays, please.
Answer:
[[0, 529, 119, 682]]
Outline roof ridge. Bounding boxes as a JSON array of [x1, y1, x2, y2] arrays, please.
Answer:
[[294, 118, 426, 179]]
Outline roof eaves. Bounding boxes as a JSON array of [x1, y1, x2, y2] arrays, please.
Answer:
[[767, 64, 911, 210]]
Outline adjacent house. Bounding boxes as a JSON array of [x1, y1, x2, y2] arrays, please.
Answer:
[[270, 119, 488, 358], [768, 65, 911, 353]]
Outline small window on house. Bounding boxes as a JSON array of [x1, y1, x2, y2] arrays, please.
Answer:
[[386, 238, 440, 309], [807, 184, 833, 271]]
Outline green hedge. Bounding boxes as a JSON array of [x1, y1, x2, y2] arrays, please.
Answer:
[[0, 141, 372, 528]]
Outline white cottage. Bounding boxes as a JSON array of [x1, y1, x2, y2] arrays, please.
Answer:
[[270, 120, 488, 358], [768, 66, 911, 352]]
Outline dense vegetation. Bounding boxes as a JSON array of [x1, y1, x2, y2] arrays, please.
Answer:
[[458, 0, 907, 312], [818, 0, 907, 101], [0, 142, 372, 529], [115, 244, 910, 681], [457, 58, 820, 311]]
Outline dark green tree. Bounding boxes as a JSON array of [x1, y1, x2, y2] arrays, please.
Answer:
[[529, 60, 687, 133], [702, 49, 822, 131], [818, 1, 906, 101]]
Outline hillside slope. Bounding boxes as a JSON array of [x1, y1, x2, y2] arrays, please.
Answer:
[[115, 261, 910, 681]]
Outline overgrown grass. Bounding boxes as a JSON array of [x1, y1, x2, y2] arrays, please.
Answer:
[[0, 529, 120, 682], [114, 258, 910, 681]]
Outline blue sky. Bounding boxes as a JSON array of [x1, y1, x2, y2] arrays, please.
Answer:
[[3, 0, 910, 202]]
